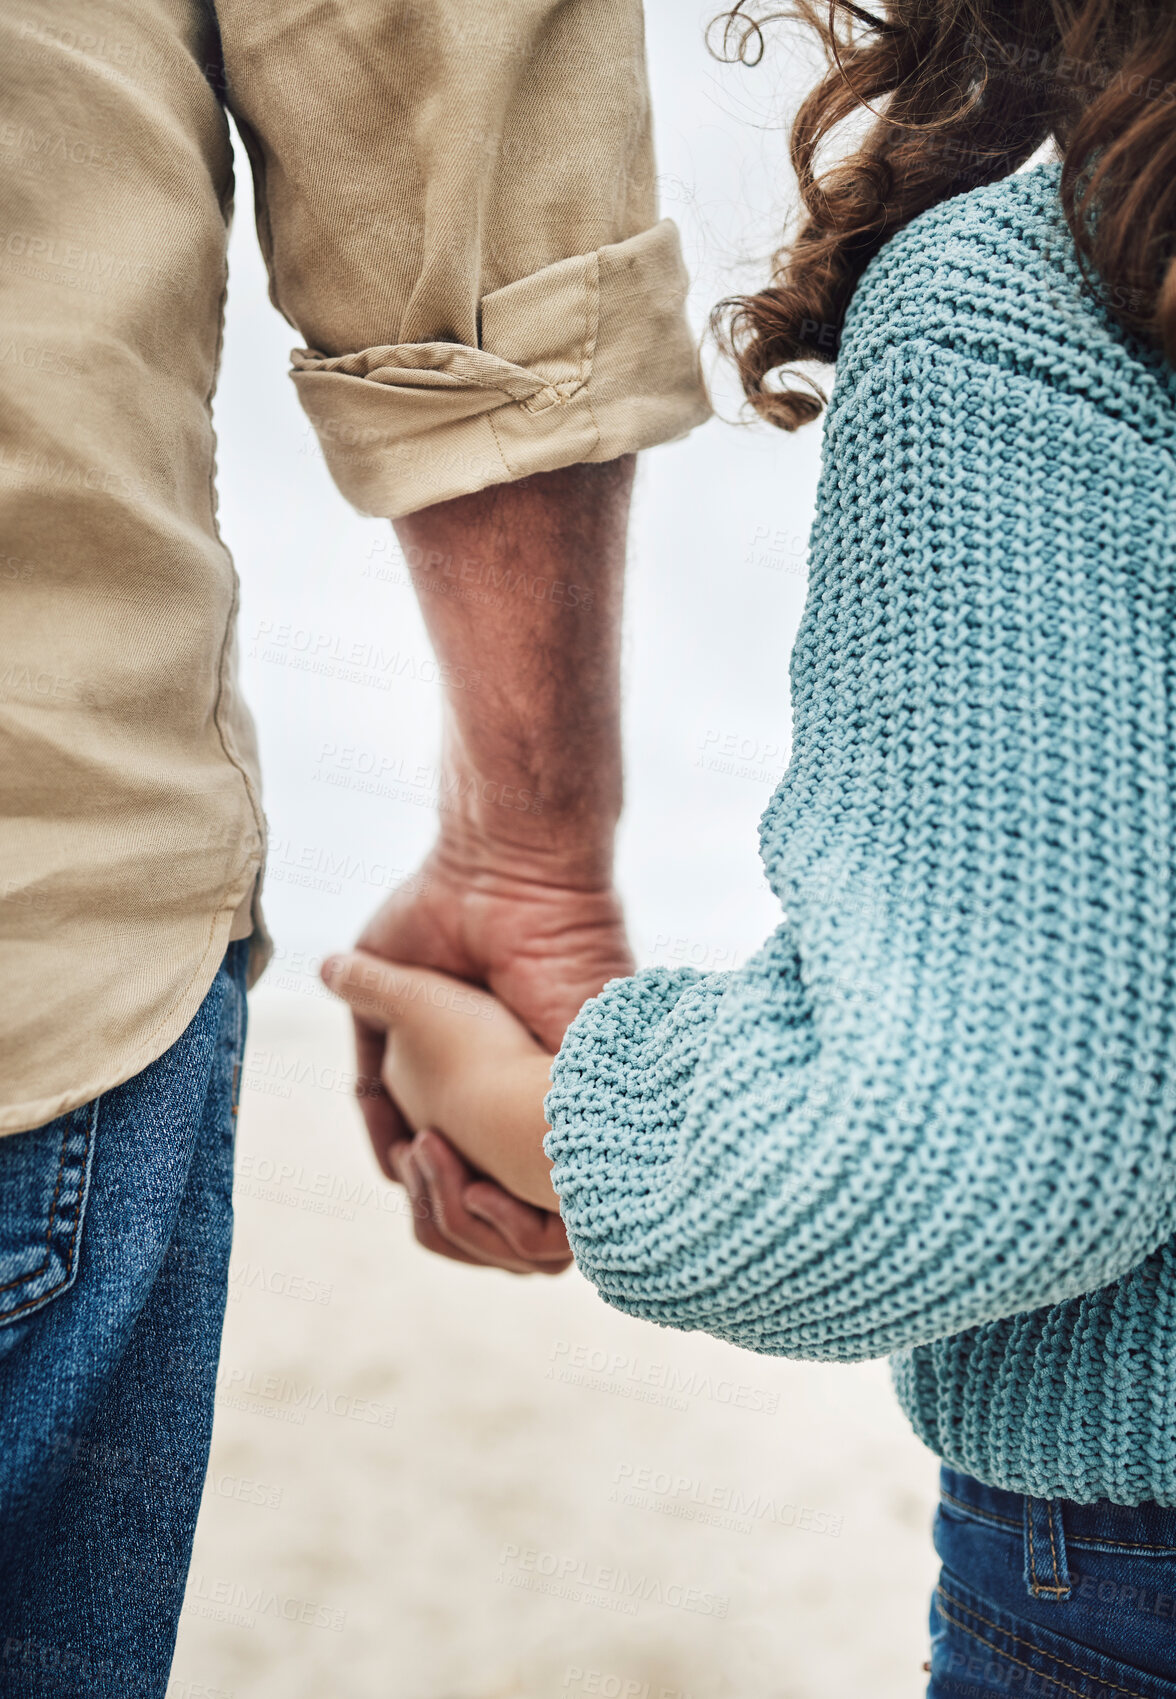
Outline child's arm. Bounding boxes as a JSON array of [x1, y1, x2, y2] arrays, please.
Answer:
[[531, 336, 1176, 1367], [322, 951, 558, 1211]]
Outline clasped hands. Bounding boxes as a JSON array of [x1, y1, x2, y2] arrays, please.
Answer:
[[322, 947, 557, 1202], [320, 845, 632, 1275]]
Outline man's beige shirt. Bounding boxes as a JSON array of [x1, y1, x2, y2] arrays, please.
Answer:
[[1, 0, 710, 1134]]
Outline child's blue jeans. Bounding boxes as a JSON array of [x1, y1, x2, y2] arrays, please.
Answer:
[[0, 941, 249, 1698], [930, 1463, 1176, 1697]]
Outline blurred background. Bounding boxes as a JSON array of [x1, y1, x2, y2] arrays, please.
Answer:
[[170, 4, 941, 1693]]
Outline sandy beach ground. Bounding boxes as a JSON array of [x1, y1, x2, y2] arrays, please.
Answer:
[[169, 986, 941, 1699]]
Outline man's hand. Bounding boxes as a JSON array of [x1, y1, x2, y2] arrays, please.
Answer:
[[341, 457, 635, 1273], [345, 841, 633, 1273]]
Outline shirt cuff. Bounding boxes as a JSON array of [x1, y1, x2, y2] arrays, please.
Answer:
[[289, 220, 711, 517]]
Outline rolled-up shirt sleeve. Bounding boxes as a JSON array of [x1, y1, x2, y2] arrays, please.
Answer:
[[214, 0, 711, 514]]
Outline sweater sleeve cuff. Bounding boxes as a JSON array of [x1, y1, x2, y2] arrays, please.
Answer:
[[544, 966, 725, 1290], [289, 220, 711, 518]]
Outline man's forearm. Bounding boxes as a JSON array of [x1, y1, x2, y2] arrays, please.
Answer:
[[394, 457, 634, 888]]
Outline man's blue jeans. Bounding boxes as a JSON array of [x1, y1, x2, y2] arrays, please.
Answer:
[[0, 941, 249, 1698], [929, 1463, 1176, 1697]]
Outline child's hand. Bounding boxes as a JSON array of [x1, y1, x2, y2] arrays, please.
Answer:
[[321, 950, 559, 1210]]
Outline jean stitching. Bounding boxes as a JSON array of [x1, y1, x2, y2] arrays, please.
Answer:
[[0, 1101, 96, 1319], [227, 942, 247, 1118], [0, 1116, 71, 1295], [1068, 1537, 1176, 1556], [942, 1486, 1176, 1558], [938, 1585, 1155, 1699], [1048, 1502, 1070, 1595], [1029, 1498, 1041, 1590], [938, 1607, 1118, 1699], [1027, 1499, 1070, 1597]]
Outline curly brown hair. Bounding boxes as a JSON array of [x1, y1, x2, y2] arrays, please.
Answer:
[[713, 0, 1176, 428]]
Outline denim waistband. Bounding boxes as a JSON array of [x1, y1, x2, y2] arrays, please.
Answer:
[[941, 1466, 1176, 1578]]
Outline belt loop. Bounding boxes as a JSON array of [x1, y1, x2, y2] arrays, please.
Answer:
[[1023, 1494, 1072, 1602]]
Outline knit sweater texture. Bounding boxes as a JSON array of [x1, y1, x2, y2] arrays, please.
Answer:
[[544, 164, 1176, 1506]]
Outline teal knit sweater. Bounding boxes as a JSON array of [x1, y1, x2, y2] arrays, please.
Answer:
[[544, 164, 1176, 1507]]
